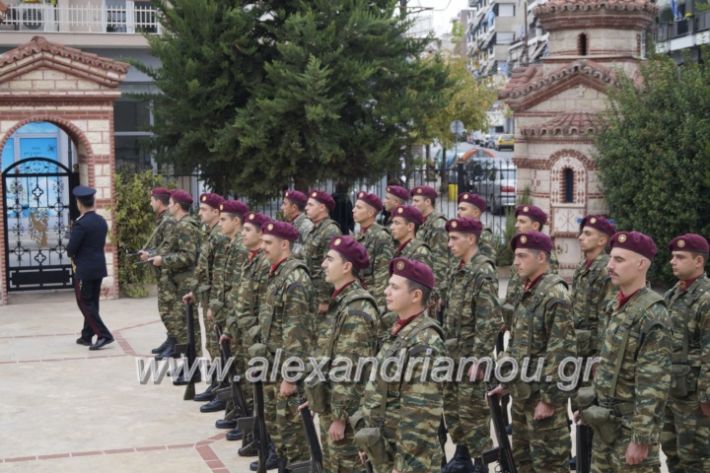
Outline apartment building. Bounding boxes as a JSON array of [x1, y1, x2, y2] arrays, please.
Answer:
[[655, 0, 710, 62], [466, 0, 526, 77]]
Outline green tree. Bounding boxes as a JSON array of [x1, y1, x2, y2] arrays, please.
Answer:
[[595, 51, 710, 283]]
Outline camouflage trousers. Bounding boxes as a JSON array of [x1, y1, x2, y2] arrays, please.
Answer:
[[661, 394, 710, 473], [591, 423, 660, 473], [162, 276, 201, 346], [263, 382, 309, 464], [511, 394, 570, 473], [156, 278, 172, 334], [444, 380, 491, 456], [318, 413, 360, 473]]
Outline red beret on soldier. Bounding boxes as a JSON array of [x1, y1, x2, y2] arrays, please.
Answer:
[[308, 190, 336, 211], [389, 257, 435, 289], [262, 220, 300, 241], [244, 212, 271, 229], [356, 191, 383, 212], [458, 192, 486, 212], [515, 204, 547, 225], [446, 217, 483, 237], [330, 235, 370, 270], [580, 215, 616, 236], [392, 205, 424, 226], [199, 192, 224, 209], [284, 190, 307, 207], [668, 233, 709, 254], [151, 187, 171, 198], [219, 199, 249, 217], [610, 231, 657, 260], [410, 185, 438, 200], [511, 231, 553, 254], [386, 185, 410, 202], [170, 189, 193, 205]]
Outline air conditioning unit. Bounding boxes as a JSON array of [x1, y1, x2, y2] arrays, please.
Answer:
[[16, 4, 57, 33]]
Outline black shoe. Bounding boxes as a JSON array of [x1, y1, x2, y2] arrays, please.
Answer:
[[194, 385, 216, 402], [250, 448, 279, 471], [172, 373, 188, 386], [505, 423, 512, 435], [89, 337, 114, 351], [215, 418, 237, 429], [226, 426, 243, 441], [238, 440, 258, 457], [151, 335, 170, 354], [471, 460, 486, 473], [200, 398, 226, 413], [155, 336, 177, 360], [76, 337, 92, 346], [569, 456, 576, 470]]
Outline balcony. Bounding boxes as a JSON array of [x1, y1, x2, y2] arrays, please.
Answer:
[[0, 1, 160, 48], [655, 11, 710, 53]]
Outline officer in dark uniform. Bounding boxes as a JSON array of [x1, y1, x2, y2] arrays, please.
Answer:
[[67, 185, 113, 350]]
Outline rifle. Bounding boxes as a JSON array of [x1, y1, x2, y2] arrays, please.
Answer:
[[495, 330, 511, 428], [286, 402, 323, 473], [437, 417, 448, 467], [575, 424, 593, 473], [183, 303, 198, 400], [253, 379, 269, 473], [481, 391, 517, 473], [213, 327, 250, 418]]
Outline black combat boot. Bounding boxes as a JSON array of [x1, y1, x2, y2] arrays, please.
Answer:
[[155, 336, 177, 360], [200, 397, 226, 413], [250, 443, 279, 471], [215, 418, 237, 429], [151, 335, 171, 354], [471, 459, 486, 473], [194, 372, 218, 402]]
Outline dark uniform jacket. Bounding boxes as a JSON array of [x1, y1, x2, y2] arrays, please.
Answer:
[[67, 210, 108, 281]]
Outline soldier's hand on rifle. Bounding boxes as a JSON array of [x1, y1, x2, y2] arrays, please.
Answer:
[[298, 400, 309, 411], [625, 442, 650, 465], [487, 384, 508, 397], [358, 451, 368, 466], [318, 302, 329, 315], [182, 291, 194, 304], [468, 364, 486, 381], [206, 309, 213, 321], [533, 401, 555, 420], [219, 333, 231, 344], [328, 419, 346, 442], [150, 255, 162, 267], [279, 380, 297, 397], [138, 250, 150, 261], [701, 402, 710, 417], [572, 409, 585, 425]]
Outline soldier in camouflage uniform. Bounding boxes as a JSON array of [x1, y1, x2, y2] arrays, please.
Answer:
[[139, 187, 176, 355], [252, 221, 314, 469], [378, 184, 409, 228], [150, 190, 202, 369], [353, 257, 445, 473], [411, 185, 449, 292], [661, 234, 710, 473], [580, 231, 671, 473], [196, 200, 250, 413], [353, 191, 394, 309], [281, 190, 313, 258], [441, 217, 502, 473], [489, 231, 576, 473], [309, 236, 380, 473], [390, 205, 432, 268], [457, 192, 497, 261], [303, 190, 341, 336]]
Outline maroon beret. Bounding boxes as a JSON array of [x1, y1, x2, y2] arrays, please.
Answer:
[[389, 257, 435, 289], [610, 231, 657, 260], [446, 217, 483, 237], [511, 231, 553, 254], [356, 191, 383, 212], [284, 190, 307, 207], [199, 192, 224, 209], [580, 215, 616, 237], [410, 185, 438, 200], [308, 190, 336, 211], [330, 235, 370, 270], [515, 204, 547, 225], [392, 205, 424, 226], [261, 220, 300, 241], [244, 212, 271, 229], [668, 233, 709, 254], [219, 199, 249, 216], [458, 192, 486, 211], [170, 189, 193, 205], [151, 187, 171, 198], [386, 185, 410, 201]]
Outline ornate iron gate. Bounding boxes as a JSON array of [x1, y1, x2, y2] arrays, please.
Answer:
[[2, 157, 79, 291]]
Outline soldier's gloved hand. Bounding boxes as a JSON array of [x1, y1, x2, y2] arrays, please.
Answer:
[[701, 402, 710, 417], [328, 419, 346, 442], [533, 401, 555, 420], [182, 292, 194, 304], [625, 442, 650, 465]]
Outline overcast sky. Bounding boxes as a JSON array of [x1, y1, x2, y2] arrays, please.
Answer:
[[415, 0, 470, 36]]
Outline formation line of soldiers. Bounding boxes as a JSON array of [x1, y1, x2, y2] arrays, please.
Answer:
[[137, 185, 709, 473]]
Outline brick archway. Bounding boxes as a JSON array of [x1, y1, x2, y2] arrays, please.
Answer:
[[0, 37, 127, 304]]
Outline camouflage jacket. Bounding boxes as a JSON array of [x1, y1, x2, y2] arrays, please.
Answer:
[[571, 253, 614, 358], [503, 248, 559, 328], [303, 217, 341, 305], [147, 210, 175, 278], [192, 222, 229, 301], [228, 250, 270, 342], [664, 274, 710, 402], [360, 313, 445, 473], [394, 238, 432, 270], [291, 212, 313, 258], [443, 253, 502, 360], [593, 287, 671, 444], [210, 236, 248, 325], [418, 211, 450, 293], [322, 281, 381, 421], [355, 223, 395, 308], [508, 272, 576, 406], [160, 214, 201, 286], [258, 256, 314, 361], [478, 227, 497, 261]]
